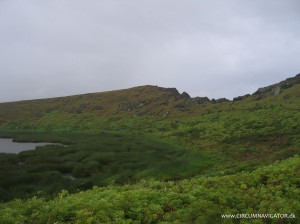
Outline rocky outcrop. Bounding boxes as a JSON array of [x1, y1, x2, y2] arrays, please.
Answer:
[[118, 101, 148, 112], [216, 98, 230, 103], [272, 86, 281, 96], [233, 94, 250, 101], [159, 87, 181, 99], [193, 97, 210, 104], [253, 73, 300, 97], [118, 103, 134, 112], [285, 73, 300, 85], [180, 92, 190, 98], [211, 98, 230, 103]]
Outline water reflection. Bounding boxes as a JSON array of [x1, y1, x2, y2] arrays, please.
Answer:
[[0, 138, 60, 154]]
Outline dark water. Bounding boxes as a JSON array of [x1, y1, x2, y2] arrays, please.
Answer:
[[0, 138, 58, 154]]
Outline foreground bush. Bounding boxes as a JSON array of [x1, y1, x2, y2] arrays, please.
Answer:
[[0, 156, 299, 224]]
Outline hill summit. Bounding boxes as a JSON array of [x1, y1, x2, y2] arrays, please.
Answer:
[[0, 72, 299, 132]]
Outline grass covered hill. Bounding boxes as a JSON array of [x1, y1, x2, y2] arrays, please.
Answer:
[[0, 73, 299, 170], [0, 73, 299, 223], [0, 73, 299, 133]]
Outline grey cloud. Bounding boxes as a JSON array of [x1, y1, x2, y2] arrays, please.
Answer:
[[0, 0, 299, 102]]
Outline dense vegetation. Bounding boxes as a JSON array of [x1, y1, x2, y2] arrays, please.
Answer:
[[1, 156, 299, 223], [0, 74, 299, 223], [0, 132, 213, 201]]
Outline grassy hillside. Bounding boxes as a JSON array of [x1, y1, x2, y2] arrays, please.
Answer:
[[0, 74, 299, 170], [0, 73, 299, 222]]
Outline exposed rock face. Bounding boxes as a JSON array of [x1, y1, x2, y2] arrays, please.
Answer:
[[233, 94, 250, 101], [272, 86, 281, 96], [162, 111, 169, 118], [254, 87, 270, 95], [118, 103, 134, 112], [137, 103, 145, 108], [216, 98, 230, 103], [180, 92, 190, 98], [193, 97, 210, 104], [118, 101, 149, 112], [254, 83, 287, 98], [253, 73, 300, 97], [160, 87, 181, 99], [211, 98, 230, 103]]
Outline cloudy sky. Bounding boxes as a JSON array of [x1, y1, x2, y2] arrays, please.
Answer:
[[0, 0, 299, 102]]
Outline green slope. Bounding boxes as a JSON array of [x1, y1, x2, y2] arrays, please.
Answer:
[[0, 73, 299, 223], [0, 74, 299, 172]]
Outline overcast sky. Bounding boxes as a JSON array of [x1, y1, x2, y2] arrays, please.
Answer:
[[0, 0, 299, 102]]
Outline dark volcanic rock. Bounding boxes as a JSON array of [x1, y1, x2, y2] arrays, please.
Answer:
[[233, 94, 250, 101], [285, 73, 300, 84], [193, 97, 210, 104], [181, 92, 190, 98], [160, 87, 181, 99], [211, 98, 229, 103], [118, 103, 133, 112], [118, 101, 148, 112], [254, 86, 270, 95], [216, 98, 230, 103], [253, 73, 300, 97]]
